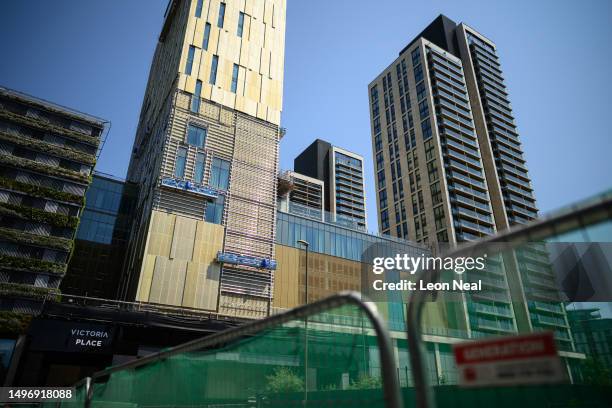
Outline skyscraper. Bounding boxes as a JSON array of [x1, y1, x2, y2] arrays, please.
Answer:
[[369, 15, 537, 245], [294, 139, 367, 230], [368, 16, 573, 349], [120, 0, 286, 318]]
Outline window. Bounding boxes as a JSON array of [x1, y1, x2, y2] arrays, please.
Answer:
[[187, 124, 206, 147], [185, 46, 195, 75], [195, 153, 205, 183], [175, 147, 187, 178], [209, 55, 218, 85], [377, 170, 386, 190], [195, 0, 203, 17], [231, 64, 239, 93], [379, 189, 388, 209], [381, 209, 389, 230], [431, 182, 442, 205], [434, 205, 445, 230], [376, 152, 384, 170], [411, 48, 421, 66], [374, 134, 382, 152], [191, 80, 202, 113], [427, 161, 438, 182], [416, 82, 426, 101], [414, 64, 423, 83], [418, 100, 429, 119], [210, 157, 230, 190], [203, 23, 211, 50], [205, 195, 225, 224], [421, 119, 432, 140], [217, 2, 226, 28], [237, 12, 245, 37]]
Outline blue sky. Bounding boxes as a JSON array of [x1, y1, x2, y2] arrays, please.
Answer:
[[0, 0, 611, 231]]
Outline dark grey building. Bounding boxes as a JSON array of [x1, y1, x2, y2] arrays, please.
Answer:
[[294, 139, 367, 229], [61, 173, 136, 299]]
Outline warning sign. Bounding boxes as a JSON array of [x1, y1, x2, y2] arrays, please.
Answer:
[[453, 332, 567, 386]]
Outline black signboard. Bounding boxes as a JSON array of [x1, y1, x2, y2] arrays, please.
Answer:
[[28, 320, 115, 354]]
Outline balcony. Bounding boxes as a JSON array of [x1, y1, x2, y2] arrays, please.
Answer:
[[444, 138, 480, 160], [529, 301, 565, 315], [430, 61, 466, 86], [531, 313, 568, 328], [448, 171, 486, 190], [471, 290, 509, 303], [484, 91, 512, 111], [435, 97, 472, 119], [526, 274, 559, 290], [433, 81, 469, 103], [429, 51, 463, 76], [455, 217, 495, 235], [452, 191, 490, 211], [507, 204, 538, 219], [472, 317, 515, 333], [475, 59, 505, 82], [438, 107, 474, 129], [446, 147, 482, 167], [480, 84, 510, 105], [504, 182, 534, 197], [431, 70, 467, 94], [454, 206, 493, 224], [470, 302, 513, 318], [499, 162, 530, 180], [495, 143, 524, 162], [451, 182, 489, 201], [505, 193, 537, 210]]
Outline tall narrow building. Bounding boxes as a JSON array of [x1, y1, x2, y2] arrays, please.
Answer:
[[120, 0, 286, 319], [0, 86, 105, 313], [368, 16, 573, 350], [294, 139, 367, 230]]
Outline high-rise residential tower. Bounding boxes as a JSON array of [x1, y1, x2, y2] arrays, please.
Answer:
[[369, 15, 537, 245], [120, 0, 286, 318], [368, 16, 573, 350], [294, 139, 367, 230]]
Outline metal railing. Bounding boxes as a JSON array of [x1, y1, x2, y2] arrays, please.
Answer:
[[75, 291, 403, 408]]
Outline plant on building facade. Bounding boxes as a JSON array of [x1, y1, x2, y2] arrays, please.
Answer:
[[0, 154, 89, 183], [0, 226, 72, 252], [0, 131, 96, 165], [0, 282, 60, 302], [0, 254, 66, 275], [0, 110, 99, 146], [0, 176, 83, 204], [0, 202, 78, 228], [0, 311, 33, 335]]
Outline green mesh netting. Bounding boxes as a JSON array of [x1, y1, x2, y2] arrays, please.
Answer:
[[53, 303, 387, 407]]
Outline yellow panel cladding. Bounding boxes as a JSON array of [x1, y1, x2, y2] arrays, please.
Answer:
[[135, 210, 225, 311], [179, 0, 286, 125]]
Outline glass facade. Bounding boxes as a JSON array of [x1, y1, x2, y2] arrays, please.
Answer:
[[63, 174, 136, 299], [276, 210, 424, 262]]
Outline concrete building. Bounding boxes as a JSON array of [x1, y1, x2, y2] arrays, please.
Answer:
[[368, 15, 573, 349], [294, 139, 367, 230], [0, 86, 106, 314], [277, 170, 324, 221], [119, 0, 287, 319]]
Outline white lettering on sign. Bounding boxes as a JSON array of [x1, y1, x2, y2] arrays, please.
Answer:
[[70, 329, 109, 338]]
